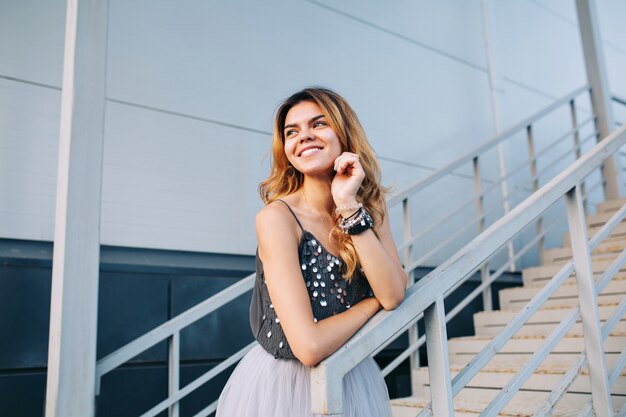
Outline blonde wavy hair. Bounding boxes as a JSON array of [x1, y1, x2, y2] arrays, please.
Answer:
[[259, 87, 387, 281]]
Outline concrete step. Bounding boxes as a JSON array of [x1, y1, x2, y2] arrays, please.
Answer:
[[391, 389, 625, 416], [563, 222, 626, 245], [474, 303, 626, 337], [587, 210, 626, 228], [522, 261, 626, 286], [542, 236, 626, 264], [498, 276, 626, 310], [596, 198, 626, 214], [447, 334, 626, 357], [563, 225, 626, 247], [412, 366, 626, 399]]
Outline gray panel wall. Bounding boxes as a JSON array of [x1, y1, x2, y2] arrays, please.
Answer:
[[1, 0, 626, 266]]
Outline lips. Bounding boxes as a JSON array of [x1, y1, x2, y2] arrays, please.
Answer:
[[297, 145, 323, 157]]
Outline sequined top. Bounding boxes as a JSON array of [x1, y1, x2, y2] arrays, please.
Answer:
[[249, 200, 374, 360]]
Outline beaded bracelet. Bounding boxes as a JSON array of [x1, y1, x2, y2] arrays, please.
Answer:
[[339, 207, 374, 235], [335, 202, 363, 215]]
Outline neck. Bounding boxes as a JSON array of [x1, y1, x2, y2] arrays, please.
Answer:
[[301, 176, 334, 216]]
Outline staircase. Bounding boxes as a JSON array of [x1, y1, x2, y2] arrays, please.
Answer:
[[390, 198, 626, 416]]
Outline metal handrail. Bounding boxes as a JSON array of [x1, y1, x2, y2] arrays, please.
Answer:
[[387, 85, 590, 207], [397, 118, 595, 253], [311, 123, 626, 414], [613, 94, 626, 107]]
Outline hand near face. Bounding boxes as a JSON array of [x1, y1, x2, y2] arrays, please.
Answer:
[[331, 152, 365, 207]]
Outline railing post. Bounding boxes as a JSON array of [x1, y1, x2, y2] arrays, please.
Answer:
[[168, 332, 180, 417], [576, 0, 622, 198], [570, 100, 588, 213], [424, 298, 454, 417], [402, 198, 421, 376], [564, 185, 613, 416], [527, 124, 545, 261], [473, 157, 492, 311]]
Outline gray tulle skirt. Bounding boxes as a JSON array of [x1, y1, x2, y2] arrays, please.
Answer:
[[216, 344, 392, 417]]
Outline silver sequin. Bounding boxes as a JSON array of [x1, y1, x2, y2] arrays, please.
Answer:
[[313, 291, 318, 297], [270, 304, 274, 309], [316, 273, 321, 279], [330, 274, 335, 280], [313, 281, 319, 287], [320, 300, 327, 307], [312, 267, 318, 273], [320, 281, 326, 287], [267, 330, 272, 337], [279, 341, 284, 348], [301, 264, 306, 270], [275, 317, 280, 323], [313, 317, 318, 322]]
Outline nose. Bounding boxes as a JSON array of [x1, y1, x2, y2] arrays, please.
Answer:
[[299, 130, 313, 143]]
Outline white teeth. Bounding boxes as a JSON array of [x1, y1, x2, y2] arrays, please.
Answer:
[[300, 148, 321, 157]]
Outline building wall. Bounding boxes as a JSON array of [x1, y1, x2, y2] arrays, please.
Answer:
[[1, 0, 626, 263]]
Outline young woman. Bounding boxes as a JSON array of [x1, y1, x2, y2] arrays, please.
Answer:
[[216, 87, 407, 417]]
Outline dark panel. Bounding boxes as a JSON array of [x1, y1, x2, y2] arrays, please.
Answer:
[[173, 276, 254, 361], [96, 365, 168, 417], [97, 271, 170, 361], [0, 370, 46, 417], [0, 265, 51, 368]]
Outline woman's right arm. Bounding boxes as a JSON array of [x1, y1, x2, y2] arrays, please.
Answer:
[[257, 203, 382, 367]]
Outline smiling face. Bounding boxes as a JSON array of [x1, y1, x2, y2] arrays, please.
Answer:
[[283, 101, 343, 177]]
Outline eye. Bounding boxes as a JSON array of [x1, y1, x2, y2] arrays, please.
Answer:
[[285, 129, 298, 138], [313, 120, 327, 128]]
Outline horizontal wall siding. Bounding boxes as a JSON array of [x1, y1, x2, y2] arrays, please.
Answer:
[[0, 0, 625, 264]]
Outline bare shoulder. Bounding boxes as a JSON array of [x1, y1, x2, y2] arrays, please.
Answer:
[[256, 201, 295, 232], [256, 201, 300, 259]]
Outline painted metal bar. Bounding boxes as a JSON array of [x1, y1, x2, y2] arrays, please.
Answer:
[[533, 287, 626, 417], [192, 399, 218, 417], [405, 134, 594, 271], [46, 0, 108, 416], [576, 401, 593, 417], [312, 124, 626, 414], [565, 185, 613, 416], [446, 214, 562, 319], [424, 299, 454, 417], [570, 101, 588, 212], [138, 342, 256, 417], [602, 296, 626, 339], [397, 117, 594, 253], [538, 132, 597, 177], [527, 124, 544, 261], [473, 157, 493, 311], [614, 95, 626, 106], [532, 353, 587, 417], [609, 347, 626, 387], [382, 330, 426, 377], [383, 214, 562, 378], [403, 198, 420, 371], [450, 259, 574, 395], [168, 332, 180, 417], [96, 273, 254, 384], [479, 308, 580, 417], [577, 0, 620, 198], [387, 85, 591, 207]]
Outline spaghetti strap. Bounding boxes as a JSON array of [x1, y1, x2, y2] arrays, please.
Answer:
[[276, 199, 304, 232]]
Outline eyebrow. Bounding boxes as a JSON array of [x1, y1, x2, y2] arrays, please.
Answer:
[[284, 114, 326, 130]]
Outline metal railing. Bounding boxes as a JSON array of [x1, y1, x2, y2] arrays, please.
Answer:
[[94, 84, 608, 416], [312, 122, 626, 415]]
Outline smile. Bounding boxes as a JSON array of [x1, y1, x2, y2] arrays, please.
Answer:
[[298, 147, 323, 157]]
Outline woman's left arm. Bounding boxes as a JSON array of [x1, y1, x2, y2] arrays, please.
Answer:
[[350, 201, 408, 310]]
